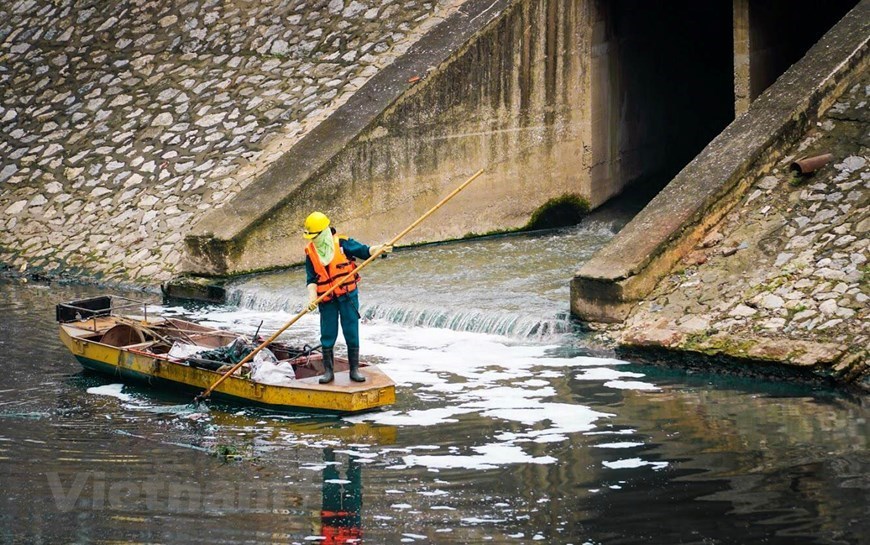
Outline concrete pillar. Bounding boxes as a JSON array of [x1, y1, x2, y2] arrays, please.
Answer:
[[587, 0, 616, 207], [733, 0, 752, 116]]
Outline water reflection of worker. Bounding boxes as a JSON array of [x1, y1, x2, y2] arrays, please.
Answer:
[[320, 448, 363, 544], [303, 211, 391, 384]]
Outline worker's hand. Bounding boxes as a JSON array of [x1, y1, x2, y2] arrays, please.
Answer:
[[306, 283, 318, 312], [371, 244, 393, 256]]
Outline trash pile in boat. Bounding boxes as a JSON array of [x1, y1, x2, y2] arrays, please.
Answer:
[[168, 336, 319, 386]]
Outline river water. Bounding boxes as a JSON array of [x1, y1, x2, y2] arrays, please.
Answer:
[[1, 215, 867, 544]]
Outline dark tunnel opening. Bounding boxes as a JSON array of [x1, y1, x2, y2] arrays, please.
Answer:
[[604, 0, 735, 202], [596, 0, 860, 214], [743, 0, 860, 103]]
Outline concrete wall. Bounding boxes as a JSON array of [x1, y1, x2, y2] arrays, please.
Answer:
[[186, 0, 738, 277], [315, 0, 593, 244], [185, 0, 604, 275]]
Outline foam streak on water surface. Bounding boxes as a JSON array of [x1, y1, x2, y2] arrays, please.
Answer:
[[159, 304, 659, 473]]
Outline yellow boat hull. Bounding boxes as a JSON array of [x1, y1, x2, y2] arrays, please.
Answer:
[[59, 321, 395, 414]]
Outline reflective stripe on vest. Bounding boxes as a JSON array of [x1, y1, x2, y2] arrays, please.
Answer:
[[305, 236, 360, 303]]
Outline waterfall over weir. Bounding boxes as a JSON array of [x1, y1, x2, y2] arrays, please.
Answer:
[[228, 290, 576, 340], [225, 218, 625, 341]]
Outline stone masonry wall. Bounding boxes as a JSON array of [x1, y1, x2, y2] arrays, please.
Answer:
[[620, 73, 869, 388], [0, 0, 460, 283]]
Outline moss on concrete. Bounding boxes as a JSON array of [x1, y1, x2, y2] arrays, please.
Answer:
[[524, 194, 590, 231], [162, 276, 228, 303], [683, 332, 756, 358]]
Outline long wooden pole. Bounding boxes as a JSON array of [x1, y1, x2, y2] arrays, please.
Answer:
[[194, 168, 485, 402]]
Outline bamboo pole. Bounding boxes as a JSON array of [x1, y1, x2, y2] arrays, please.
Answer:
[[194, 168, 485, 402]]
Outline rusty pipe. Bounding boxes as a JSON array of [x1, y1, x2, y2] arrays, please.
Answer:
[[790, 153, 833, 174]]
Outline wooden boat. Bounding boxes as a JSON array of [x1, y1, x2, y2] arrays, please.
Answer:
[[56, 296, 395, 414]]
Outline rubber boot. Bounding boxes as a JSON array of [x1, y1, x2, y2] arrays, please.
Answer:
[[319, 347, 335, 384], [348, 346, 366, 382]]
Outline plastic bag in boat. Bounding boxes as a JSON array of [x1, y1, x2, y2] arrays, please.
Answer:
[[168, 342, 208, 359], [250, 348, 296, 386]]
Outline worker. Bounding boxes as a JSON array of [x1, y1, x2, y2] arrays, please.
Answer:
[[319, 448, 363, 543], [303, 211, 391, 383]]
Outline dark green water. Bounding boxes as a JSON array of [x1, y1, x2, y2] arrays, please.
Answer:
[[1, 229, 868, 545]]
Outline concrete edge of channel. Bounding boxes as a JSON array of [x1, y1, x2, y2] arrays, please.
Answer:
[[570, 1, 870, 324], [616, 332, 870, 393]]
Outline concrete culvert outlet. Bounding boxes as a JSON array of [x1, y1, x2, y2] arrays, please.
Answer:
[[524, 194, 590, 231]]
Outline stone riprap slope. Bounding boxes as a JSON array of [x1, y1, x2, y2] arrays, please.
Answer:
[[620, 74, 869, 387], [0, 0, 457, 282]]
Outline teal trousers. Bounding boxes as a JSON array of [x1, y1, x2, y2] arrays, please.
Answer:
[[318, 290, 360, 349]]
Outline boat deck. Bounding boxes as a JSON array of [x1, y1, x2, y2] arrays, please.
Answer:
[[57, 302, 396, 413]]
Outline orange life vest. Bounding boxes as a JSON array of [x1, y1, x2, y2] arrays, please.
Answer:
[[305, 235, 360, 303], [320, 517, 362, 544]]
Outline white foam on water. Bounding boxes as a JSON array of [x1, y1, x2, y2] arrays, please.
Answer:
[[531, 434, 568, 443], [461, 517, 508, 525], [576, 367, 646, 381], [348, 331, 617, 463], [584, 428, 637, 436], [402, 443, 556, 470], [158, 306, 662, 472], [347, 407, 475, 427], [595, 442, 644, 449], [87, 384, 133, 402], [333, 449, 378, 459], [603, 380, 660, 391], [418, 489, 448, 496], [603, 457, 669, 470]]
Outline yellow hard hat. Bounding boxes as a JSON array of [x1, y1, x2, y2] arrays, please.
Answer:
[[303, 211, 330, 239]]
